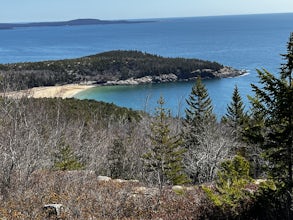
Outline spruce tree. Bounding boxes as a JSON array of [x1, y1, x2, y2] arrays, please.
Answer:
[[222, 85, 248, 157], [143, 96, 189, 188], [183, 77, 217, 183], [184, 77, 216, 148], [223, 85, 246, 131], [185, 77, 215, 128], [247, 33, 293, 219]]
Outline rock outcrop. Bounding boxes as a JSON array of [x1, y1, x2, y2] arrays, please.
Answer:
[[214, 66, 246, 78], [104, 74, 179, 85], [104, 67, 245, 86]]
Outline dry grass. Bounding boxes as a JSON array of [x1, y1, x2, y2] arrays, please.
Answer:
[[0, 170, 215, 219]]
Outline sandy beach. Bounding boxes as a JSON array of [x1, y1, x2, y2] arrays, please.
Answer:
[[2, 84, 96, 99]]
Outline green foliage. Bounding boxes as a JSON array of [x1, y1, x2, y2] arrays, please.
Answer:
[[249, 68, 292, 183], [185, 77, 216, 127], [249, 38, 293, 186], [244, 33, 293, 218], [243, 95, 266, 146], [143, 96, 189, 187], [203, 155, 276, 218], [223, 85, 247, 130], [53, 144, 84, 171], [184, 77, 216, 146], [222, 85, 249, 158], [203, 155, 252, 208], [26, 97, 141, 126]]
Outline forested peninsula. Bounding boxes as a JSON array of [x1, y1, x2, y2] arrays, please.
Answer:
[[0, 50, 244, 91]]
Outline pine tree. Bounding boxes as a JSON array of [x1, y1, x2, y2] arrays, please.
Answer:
[[143, 96, 189, 188], [247, 33, 293, 219]]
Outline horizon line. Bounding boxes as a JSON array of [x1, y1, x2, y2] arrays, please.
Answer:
[[2, 11, 293, 24]]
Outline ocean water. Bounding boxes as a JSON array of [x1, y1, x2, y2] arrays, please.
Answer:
[[1, 13, 293, 117]]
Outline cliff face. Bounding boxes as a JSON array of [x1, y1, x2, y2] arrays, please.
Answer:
[[0, 50, 245, 90]]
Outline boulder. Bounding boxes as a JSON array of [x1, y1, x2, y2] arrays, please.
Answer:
[[172, 185, 184, 191], [43, 204, 64, 217], [97, 176, 112, 181]]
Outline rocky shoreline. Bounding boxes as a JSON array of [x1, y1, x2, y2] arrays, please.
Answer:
[[0, 66, 246, 99], [103, 66, 246, 86]]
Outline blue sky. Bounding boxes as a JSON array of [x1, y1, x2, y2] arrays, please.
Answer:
[[1, 0, 293, 23]]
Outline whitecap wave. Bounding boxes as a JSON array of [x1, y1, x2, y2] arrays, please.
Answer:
[[233, 70, 251, 78]]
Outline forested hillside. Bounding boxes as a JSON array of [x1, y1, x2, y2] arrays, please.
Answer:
[[0, 50, 242, 90]]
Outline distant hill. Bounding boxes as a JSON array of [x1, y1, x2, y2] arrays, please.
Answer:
[[0, 50, 244, 91], [0, 18, 153, 30]]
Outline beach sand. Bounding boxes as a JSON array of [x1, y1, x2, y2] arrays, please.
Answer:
[[2, 84, 95, 99]]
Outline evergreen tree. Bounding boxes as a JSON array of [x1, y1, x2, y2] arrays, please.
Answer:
[[143, 96, 189, 188], [53, 144, 84, 171], [183, 77, 217, 183], [247, 33, 293, 219], [223, 85, 246, 131], [185, 77, 216, 128], [203, 155, 276, 219], [203, 155, 253, 212], [184, 77, 216, 148], [222, 85, 248, 158]]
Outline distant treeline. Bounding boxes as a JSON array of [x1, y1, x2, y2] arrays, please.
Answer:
[[27, 97, 141, 124], [0, 50, 224, 90]]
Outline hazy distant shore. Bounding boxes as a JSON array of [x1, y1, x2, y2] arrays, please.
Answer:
[[0, 18, 155, 30], [1, 84, 95, 99]]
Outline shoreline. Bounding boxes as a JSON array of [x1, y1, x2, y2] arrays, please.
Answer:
[[1, 84, 96, 99], [1, 67, 246, 100]]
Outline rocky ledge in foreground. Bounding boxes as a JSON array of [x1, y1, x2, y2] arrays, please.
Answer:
[[0, 50, 246, 91]]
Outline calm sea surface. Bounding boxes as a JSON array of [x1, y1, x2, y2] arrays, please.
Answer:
[[1, 13, 293, 117]]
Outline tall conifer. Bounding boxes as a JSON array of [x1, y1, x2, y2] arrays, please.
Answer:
[[183, 77, 217, 183], [247, 33, 293, 219], [184, 77, 216, 148], [223, 85, 246, 131], [143, 96, 189, 188], [185, 77, 215, 127]]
